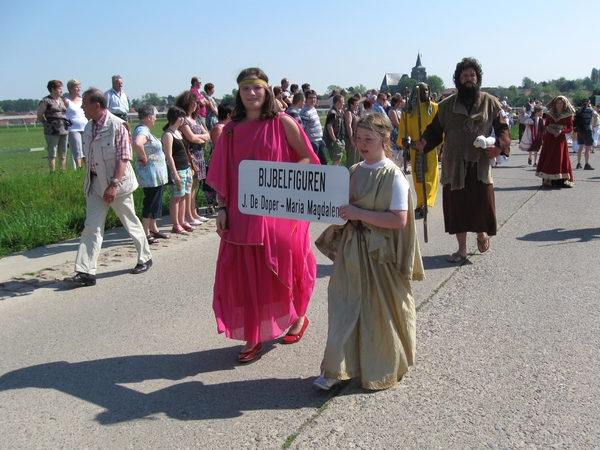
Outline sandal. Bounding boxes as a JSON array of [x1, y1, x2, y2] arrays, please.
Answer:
[[477, 235, 490, 253], [146, 235, 159, 244], [447, 252, 467, 263], [150, 230, 170, 239], [171, 225, 186, 234]]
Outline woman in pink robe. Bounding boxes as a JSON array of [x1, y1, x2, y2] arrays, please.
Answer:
[[206, 68, 320, 362]]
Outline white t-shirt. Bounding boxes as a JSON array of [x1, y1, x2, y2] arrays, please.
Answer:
[[359, 158, 409, 211]]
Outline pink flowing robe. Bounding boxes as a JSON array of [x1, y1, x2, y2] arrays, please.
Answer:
[[206, 114, 320, 342]]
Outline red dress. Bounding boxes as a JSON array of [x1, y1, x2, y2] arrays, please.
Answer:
[[535, 114, 573, 183], [206, 114, 319, 342]]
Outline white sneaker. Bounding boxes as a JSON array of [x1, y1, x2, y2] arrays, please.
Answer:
[[188, 219, 203, 226], [197, 215, 210, 221], [313, 372, 341, 390]]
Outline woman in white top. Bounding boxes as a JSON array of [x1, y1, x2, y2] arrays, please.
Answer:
[[64, 79, 87, 169]]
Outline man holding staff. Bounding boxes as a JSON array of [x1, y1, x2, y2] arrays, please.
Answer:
[[416, 58, 510, 263]]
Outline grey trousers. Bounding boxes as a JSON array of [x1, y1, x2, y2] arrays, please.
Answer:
[[75, 176, 151, 275]]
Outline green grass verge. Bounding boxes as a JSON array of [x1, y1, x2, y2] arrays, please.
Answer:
[[0, 119, 212, 258]]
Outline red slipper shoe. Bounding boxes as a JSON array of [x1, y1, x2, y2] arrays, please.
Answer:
[[238, 343, 263, 363], [282, 317, 310, 344]]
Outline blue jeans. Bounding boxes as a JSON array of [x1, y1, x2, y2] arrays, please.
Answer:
[[310, 139, 328, 165]]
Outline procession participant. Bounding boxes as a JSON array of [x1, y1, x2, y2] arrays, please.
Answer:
[[398, 83, 439, 216], [536, 96, 575, 187], [65, 89, 152, 287], [104, 75, 129, 121], [518, 105, 544, 166], [314, 113, 424, 391], [206, 67, 320, 363], [416, 57, 510, 263]]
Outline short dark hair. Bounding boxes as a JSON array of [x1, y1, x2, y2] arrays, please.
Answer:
[[163, 106, 187, 131], [217, 103, 233, 121], [138, 103, 156, 121], [348, 97, 358, 107], [83, 88, 107, 109], [47, 79, 63, 92], [191, 76, 200, 85], [301, 83, 311, 92], [290, 84, 298, 93], [204, 83, 214, 93], [304, 89, 317, 100], [231, 67, 279, 122], [292, 93, 304, 105], [332, 94, 344, 105], [453, 57, 483, 88]]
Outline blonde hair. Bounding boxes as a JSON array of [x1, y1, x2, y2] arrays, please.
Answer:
[[356, 113, 393, 158]]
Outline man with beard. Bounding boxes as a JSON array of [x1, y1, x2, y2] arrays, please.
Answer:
[[398, 82, 439, 216], [416, 57, 510, 263]]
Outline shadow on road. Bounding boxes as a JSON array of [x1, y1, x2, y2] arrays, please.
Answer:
[[517, 227, 600, 243], [0, 346, 328, 424]]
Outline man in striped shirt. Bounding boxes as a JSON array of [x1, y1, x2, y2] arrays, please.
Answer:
[[299, 90, 328, 165]]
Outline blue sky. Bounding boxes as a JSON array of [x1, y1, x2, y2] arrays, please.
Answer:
[[1, 0, 598, 101]]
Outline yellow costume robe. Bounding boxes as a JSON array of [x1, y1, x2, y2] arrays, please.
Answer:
[[397, 101, 439, 208]]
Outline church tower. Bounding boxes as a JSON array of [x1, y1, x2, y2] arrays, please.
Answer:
[[411, 53, 427, 82]]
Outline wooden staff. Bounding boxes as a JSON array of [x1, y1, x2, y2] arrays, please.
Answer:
[[415, 86, 428, 243]]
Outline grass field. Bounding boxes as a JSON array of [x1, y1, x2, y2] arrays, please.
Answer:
[[0, 119, 211, 259]]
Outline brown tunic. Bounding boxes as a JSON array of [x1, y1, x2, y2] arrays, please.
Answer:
[[421, 92, 510, 235]]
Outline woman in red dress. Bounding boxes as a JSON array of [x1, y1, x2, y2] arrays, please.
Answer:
[[206, 68, 320, 363], [535, 96, 575, 188]]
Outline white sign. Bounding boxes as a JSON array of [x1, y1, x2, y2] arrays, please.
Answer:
[[238, 160, 349, 224]]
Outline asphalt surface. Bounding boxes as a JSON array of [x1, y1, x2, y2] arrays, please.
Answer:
[[1, 143, 599, 449]]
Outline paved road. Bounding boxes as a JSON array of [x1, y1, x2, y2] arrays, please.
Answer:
[[1, 145, 599, 449]]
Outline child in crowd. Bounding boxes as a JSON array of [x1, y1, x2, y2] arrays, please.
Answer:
[[314, 113, 424, 391]]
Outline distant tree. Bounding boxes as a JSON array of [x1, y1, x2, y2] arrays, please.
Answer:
[[325, 85, 343, 95], [347, 84, 368, 96], [0, 99, 40, 113], [426, 75, 445, 95], [221, 88, 237, 106], [141, 93, 165, 106], [521, 77, 535, 89], [130, 98, 141, 111], [571, 90, 589, 106], [397, 77, 417, 95], [591, 68, 600, 86]]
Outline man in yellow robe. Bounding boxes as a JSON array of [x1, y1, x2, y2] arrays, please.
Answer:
[[397, 83, 439, 215]]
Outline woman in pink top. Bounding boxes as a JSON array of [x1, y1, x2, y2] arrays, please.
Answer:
[[207, 68, 319, 363]]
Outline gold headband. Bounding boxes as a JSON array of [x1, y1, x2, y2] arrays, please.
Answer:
[[238, 78, 269, 89]]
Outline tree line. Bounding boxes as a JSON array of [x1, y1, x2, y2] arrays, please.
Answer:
[[2, 69, 598, 114]]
